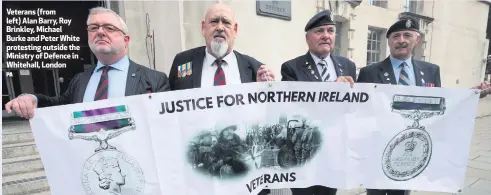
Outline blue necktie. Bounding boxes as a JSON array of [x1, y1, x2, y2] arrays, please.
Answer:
[[398, 62, 410, 86]]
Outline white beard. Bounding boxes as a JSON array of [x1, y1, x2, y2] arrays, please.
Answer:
[[211, 40, 228, 59]]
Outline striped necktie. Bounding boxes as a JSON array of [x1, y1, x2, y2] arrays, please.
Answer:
[[319, 60, 330, 82], [94, 65, 111, 101], [398, 62, 410, 86], [214, 59, 226, 86]]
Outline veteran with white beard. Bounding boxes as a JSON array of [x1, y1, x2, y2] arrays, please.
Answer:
[[169, 3, 275, 91]]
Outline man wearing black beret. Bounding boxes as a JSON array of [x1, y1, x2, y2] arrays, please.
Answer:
[[357, 16, 444, 95], [357, 17, 442, 90], [281, 9, 357, 88], [357, 17, 434, 195], [357, 16, 491, 195], [281, 9, 357, 195]]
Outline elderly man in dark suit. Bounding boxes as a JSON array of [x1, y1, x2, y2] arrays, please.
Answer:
[[168, 3, 274, 91], [169, 3, 274, 195], [280, 9, 357, 195], [358, 16, 491, 195], [281, 10, 356, 87], [357, 17, 436, 195], [5, 7, 170, 119], [357, 18, 440, 91]]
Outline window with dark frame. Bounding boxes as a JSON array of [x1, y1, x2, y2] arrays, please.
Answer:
[[367, 28, 383, 65], [368, 0, 388, 8]]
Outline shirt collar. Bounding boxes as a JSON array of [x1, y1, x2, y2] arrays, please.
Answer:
[[390, 55, 413, 69], [309, 52, 330, 65], [205, 47, 236, 66], [95, 55, 129, 72]]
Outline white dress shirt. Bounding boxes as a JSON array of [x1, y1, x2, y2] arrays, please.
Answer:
[[201, 48, 242, 87], [310, 52, 337, 81]]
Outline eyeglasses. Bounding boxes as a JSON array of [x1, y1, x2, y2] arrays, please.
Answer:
[[87, 24, 126, 35]]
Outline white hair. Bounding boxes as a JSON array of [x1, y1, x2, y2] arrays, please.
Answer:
[[87, 7, 128, 34]]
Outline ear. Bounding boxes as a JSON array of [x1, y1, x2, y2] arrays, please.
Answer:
[[201, 20, 206, 36], [124, 35, 131, 47], [233, 22, 238, 34], [415, 32, 422, 44]]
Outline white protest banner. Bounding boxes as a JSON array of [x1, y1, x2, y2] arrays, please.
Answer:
[[30, 96, 163, 195], [29, 82, 480, 195]]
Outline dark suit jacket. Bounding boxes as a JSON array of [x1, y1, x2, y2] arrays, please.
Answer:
[[281, 52, 357, 81], [169, 46, 263, 90], [36, 60, 170, 107], [356, 56, 441, 87]]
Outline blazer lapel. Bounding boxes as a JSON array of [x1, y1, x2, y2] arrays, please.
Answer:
[[412, 60, 424, 86], [378, 57, 397, 84], [74, 70, 93, 103], [191, 48, 206, 88], [330, 55, 345, 77], [302, 52, 322, 81], [125, 61, 141, 96], [235, 51, 253, 83]]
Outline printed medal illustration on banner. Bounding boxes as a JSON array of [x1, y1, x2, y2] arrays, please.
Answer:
[[382, 95, 446, 181], [186, 115, 323, 180], [68, 105, 145, 195]]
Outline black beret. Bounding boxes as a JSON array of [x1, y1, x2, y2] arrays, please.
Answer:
[[386, 17, 420, 38], [305, 10, 335, 32]]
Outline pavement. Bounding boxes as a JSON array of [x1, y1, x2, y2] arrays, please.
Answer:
[[2, 96, 490, 195]]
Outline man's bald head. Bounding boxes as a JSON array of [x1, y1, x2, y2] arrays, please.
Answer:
[[205, 3, 235, 22], [202, 3, 238, 59]]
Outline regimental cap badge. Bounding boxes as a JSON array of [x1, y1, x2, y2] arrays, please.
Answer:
[[406, 19, 412, 28]]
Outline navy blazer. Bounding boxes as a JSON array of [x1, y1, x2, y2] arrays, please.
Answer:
[[281, 52, 357, 81], [169, 46, 263, 91], [357, 56, 441, 87], [36, 60, 170, 107]]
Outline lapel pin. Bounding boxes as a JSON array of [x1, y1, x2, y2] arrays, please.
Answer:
[[337, 63, 342, 67], [315, 75, 319, 80], [340, 69, 343, 72], [311, 70, 315, 75], [305, 61, 308, 65], [386, 78, 390, 81], [384, 72, 389, 77], [420, 71, 424, 75], [308, 65, 312, 70], [421, 78, 425, 83], [131, 73, 136, 77]]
